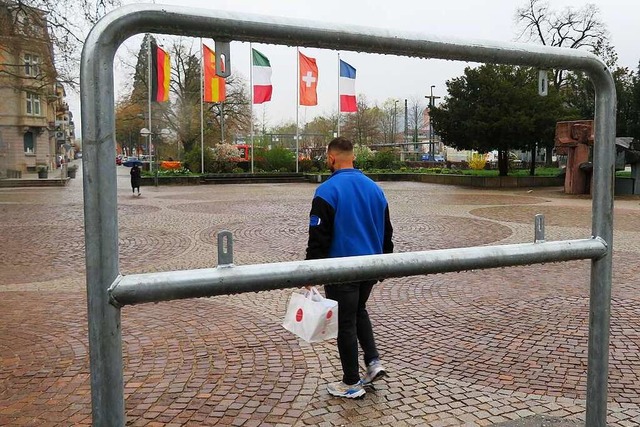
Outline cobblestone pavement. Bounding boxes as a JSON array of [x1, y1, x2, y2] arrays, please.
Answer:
[[2, 165, 640, 426]]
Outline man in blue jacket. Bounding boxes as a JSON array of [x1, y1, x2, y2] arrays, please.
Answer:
[[306, 137, 394, 398]]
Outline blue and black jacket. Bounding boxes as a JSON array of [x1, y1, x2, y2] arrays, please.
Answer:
[[306, 168, 393, 260]]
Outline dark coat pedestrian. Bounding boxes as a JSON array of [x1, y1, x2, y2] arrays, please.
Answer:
[[130, 165, 141, 195]]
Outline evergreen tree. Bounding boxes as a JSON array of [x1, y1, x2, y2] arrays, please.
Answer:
[[430, 64, 573, 176]]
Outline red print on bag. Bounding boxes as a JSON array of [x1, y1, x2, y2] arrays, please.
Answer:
[[296, 308, 303, 322], [326, 310, 333, 319]]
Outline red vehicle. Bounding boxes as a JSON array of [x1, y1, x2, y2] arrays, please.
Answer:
[[235, 144, 250, 162]]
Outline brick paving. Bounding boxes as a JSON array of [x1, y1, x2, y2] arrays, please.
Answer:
[[1, 165, 640, 426]]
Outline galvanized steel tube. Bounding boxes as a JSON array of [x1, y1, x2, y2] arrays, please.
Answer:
[[81, 4, 615, 426], [80, 16, 123, 427], [586, 67, 617, 425], [109, 238, 607, 307]]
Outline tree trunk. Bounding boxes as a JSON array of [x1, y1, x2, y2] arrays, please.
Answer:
[[546, 145, 554, 166], [498, 149, 509, 176], [529, 145, 536, 176]]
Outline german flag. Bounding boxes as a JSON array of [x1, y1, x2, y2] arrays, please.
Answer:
[[203, 44, 226, 103], [151, 42, 170, 102]]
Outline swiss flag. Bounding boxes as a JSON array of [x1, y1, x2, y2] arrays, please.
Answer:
[[299, 52, 318, 106]]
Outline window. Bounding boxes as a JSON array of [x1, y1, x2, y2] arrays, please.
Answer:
[[26, 92, 41, 116], [24, 131, 34, 153], [24, 54, 40, 77]]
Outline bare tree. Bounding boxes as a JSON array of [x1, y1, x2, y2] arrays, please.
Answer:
[[515, 0, 610, 87], [115, 38, 251, 157], [377, 99, 397, 144], [408, 97, 425, 143], [0, 0, 120, 88], [0, 2, 56, 90], [341, 95, 382, 146]]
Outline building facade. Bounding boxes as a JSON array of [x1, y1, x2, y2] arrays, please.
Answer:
[[0, 1, 73, 177]]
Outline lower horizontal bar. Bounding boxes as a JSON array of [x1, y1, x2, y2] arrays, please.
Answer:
[[109, 238, 607, 307]]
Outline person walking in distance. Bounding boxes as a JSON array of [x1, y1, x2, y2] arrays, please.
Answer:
[[305, 137, 394, 398], [130, 164, 141, 196]]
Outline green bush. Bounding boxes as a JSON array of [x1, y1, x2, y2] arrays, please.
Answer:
[[209, 143, 241, 173], [183, 146, 213, 173], [258, 147, 295, 172], [184, 144, 241, 173], [143, 167, 193, 177], [299, 158, 314, 172], [371, 150, 400, 170], [354, 145, 374, 170]]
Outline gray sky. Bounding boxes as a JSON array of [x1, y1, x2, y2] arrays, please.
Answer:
[[87, 0, 638, 134]]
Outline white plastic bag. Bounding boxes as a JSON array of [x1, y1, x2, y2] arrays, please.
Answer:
[[282, 287, 338, 343]]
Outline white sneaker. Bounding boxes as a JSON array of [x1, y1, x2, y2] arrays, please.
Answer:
[[362, 359, 387, 386], [326, 380, 365, 398]]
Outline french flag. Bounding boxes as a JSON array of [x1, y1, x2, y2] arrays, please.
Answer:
[[339, 60, 357, 113]]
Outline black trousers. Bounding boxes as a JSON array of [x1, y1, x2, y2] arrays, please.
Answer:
[[324, 281, 379, 385]]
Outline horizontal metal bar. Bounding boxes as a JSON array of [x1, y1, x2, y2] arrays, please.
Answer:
[[110, 238, 607, 307], [90, 4, 608, 79]]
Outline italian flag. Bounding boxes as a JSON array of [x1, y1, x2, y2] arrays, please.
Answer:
[[252, 49, 272, 104]]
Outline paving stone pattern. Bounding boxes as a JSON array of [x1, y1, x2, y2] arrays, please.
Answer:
[[2, 166, 640, 426]]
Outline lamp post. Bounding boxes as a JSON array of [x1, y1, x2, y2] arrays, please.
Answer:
[[425, 86, 441, 158], [404, 98, 409, 158], [140, 127, 152, 172], [140, 127, 170, 187], [219, 103, 228, 144], [392, 99, 398, 145]]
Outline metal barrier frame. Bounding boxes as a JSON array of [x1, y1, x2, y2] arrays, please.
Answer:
[[81, 4, 615, 426]]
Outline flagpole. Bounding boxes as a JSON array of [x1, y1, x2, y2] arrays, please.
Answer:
[[249, 43, 254, 174], [295, 47, 300, 173], [337, 52, 341, 138], [147, 35, 153, 173], [200, 39, 205, 174]]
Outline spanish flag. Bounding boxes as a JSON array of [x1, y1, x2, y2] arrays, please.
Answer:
[[203, 44, 226, 103], [151, 43, 170, 102]]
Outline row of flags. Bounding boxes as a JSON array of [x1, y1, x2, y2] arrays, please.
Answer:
[[149, 43, 358, 113]]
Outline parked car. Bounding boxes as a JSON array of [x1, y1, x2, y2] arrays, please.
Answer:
[[421, 154, 445, 162]]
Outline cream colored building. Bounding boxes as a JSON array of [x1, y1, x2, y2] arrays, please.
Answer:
[[0, 1, 73, 177]]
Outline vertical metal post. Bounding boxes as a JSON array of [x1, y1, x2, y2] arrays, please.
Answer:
[[81, 22, 124, 427], [217, 231, 234, 266], [220, 102, 225, 144], [392, 100, 397, 145], [585, 71, 616, 427], [429, 85, 434, 158], [534, 214, 545, 243], [404, 98, 408, 155], [147, 35, 153, 173]]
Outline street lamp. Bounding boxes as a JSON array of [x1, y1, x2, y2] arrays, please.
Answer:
[[404, 98, 409, 154], [425, 86, 440, 158], [392, 99, 398, 144], [140, 127, 152, 171], [140, 127, 170, 185], [218, 103, 228, 144]]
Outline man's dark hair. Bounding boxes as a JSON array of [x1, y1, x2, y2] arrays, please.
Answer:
[[328, 136, 353, 153]]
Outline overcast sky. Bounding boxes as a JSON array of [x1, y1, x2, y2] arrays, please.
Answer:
[[82, 0, 638, 135]]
